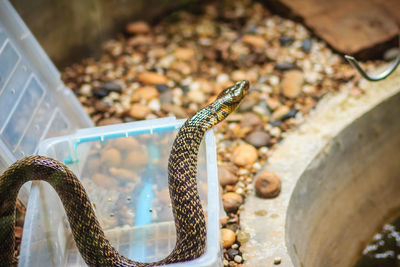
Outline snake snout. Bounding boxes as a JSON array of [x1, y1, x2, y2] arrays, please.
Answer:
[[232, 80, 250, 98]]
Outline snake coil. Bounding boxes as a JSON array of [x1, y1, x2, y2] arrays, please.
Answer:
[[0, 80, 249, 266]]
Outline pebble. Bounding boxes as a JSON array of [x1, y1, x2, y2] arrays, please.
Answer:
[[124, 149, 149, 168], [92, 173, 118, 188], [161, 103, 187, 118], [222, 192, 243, 213], [245, 131, 270, 148], [174, 47, 196, 60], [281, 70, 304, 98], [271, 105, 290, 120], [281, 108, 298, 121], [227, 248, 239, 260], [128, 103, 152, 119], [301, 38, 313, 53], [92, 88, 110, 98], [100, 82, 122, 93], [234, 255, 243, 263], [130, 86, 159, 102], [137, 72, 168, 85], [126, 21, 151, 35], [231, 143, 258, 167], [156, 83, 169, 92], [383, 47, 399, 61], [240, 112, 263, 128], [218, 165, 239, 186], [97, 117, 123, 126], [100, 148, 122, 167], [254, 171, 281, 198], [187, 90, 206, 104], [274, 62, 298, 71], [221, 228, 236, 248], [242, 34, 267, 48], [279, 36, 294, 46]]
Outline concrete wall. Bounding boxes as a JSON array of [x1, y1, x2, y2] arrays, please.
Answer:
[[10, 0, 197, 67]]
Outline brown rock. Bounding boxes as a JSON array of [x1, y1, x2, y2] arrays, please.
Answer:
[[281, 70, 304, 98], [128, 35, 153, 46], [131, 86, 159, 102], [126, 21, 151, 35], [124, 149, 149, 168], [137, 72, 168, 85], [113, 137, 140, 151], [109, 168, 140, 182], [218, 165, 239, 186], [174, 47, 196, 60], [254, 171, 281, 198], [245, 131, 270, 148], [266, 98, 281, 110], [232, 143, 258, 167], [97, 117, 123, 126], [128, 103, 152, 119], [242, 34, 267, 48], [92, 173, 118, 188], [222, 192, 243, 213], [240, 112, 263, 128], [100, 148, 122, 167], [271, 105, 290, 120], [161, 103, 187, 118], [221, 228, 236, 248], [187, 90, 206, 104]]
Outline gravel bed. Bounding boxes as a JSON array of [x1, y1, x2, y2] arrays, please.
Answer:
[[15, 0, 380, 265]]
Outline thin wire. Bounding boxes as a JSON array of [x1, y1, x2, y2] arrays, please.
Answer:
[[344, 29, 400, 82]]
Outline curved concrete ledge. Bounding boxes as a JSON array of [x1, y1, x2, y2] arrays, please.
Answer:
[[241, 67, 400, 267]]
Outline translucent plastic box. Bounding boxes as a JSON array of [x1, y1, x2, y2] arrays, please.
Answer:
[[20, 117, 222, 267], [0, 0, 93, 202]]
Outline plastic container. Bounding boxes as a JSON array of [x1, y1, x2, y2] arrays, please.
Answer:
[[0, 0, 93, 202], [19, 117, 222, 267]]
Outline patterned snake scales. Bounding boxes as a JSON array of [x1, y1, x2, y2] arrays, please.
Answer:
[[0, 80, 249, 266]]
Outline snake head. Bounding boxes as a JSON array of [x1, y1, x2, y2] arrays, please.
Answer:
[[217, 80, 250, 108]]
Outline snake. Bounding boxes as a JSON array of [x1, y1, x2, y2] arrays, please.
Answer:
[[0, 80, 249, 266]]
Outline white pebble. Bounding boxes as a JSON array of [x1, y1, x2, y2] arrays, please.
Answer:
[[234, 255, 243, 263]]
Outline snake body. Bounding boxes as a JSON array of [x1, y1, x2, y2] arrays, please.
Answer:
[[0, 80, 249, 266]]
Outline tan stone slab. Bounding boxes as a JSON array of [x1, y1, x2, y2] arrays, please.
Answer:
[[267, 0, 400, 56]]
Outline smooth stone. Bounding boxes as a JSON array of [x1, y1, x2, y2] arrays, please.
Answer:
[[254, 171, 282, 198], [92, 173, 118, 188], [281, 70, 304, 98], [221, 228, 236, 248], [100, 148, 122, 167], [245, 131, 270, 148], [227, 248, 239, 260], [131, 86, 159, 102], [92, 88, 109, 98], [174, 47, 195, 60], [100, 82, 122, 93], [161, 103, 187, 118], [156, 83, 169, 92], [128, 103, 152, 119], [232, 143, 258, 167], [187, 90, 206, 104], [222, 192, 243, 213], [281, 108, 298, 121], [271, 105, 290, 120], [279, 36, 294, 47], [218, 165, 239, 186], [125, 21, 151, 35], [240, 112, 263, 128], [242, 34, 267, 48], [302, 38, 313, 53], [137, 72, 168, 85], [97, 117, 123, 126], [274, 62, 298, 71]]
